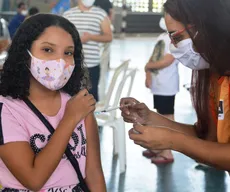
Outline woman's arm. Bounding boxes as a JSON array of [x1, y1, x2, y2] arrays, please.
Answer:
[[174, 133, 230, 171], [148, 105, 217, 141], [109, 9, 113, 21], [145, 54, 175, 71], [145, 71, 152, 89], [85, 113, 106, 192], [147, 109, 197, 137], [130, 124, 229, 171], [85, 17, 112, 43]]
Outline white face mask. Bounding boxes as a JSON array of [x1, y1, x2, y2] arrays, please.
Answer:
[[21, 10, 28, 16], [169, 38, 210, 70], [81, 0, 95, 7]]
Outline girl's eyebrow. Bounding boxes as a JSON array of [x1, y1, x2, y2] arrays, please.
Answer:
[[41, 42, 56, 46], [41, 42, 74, 49]]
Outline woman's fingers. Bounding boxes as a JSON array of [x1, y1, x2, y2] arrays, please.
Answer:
[[120, 97, 140, 115], [121, 112, 138, 123], [133, 102, 148, 110], [121, 106, 131, 115], [123, 118, 133, 123], [120, 97, 139, 106], [133, 123, 145, 134], [129, 128, 145, 141], [134, 141, 148, 148]]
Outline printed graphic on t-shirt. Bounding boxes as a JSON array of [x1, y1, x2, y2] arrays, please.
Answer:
[[30, 124, 87, 160], [1, 184, 80, 192], [218, 100, 224, 120]]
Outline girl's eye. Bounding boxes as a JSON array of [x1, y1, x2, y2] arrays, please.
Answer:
[[42, 48, 53, 53], [65, 51, 74, 56]]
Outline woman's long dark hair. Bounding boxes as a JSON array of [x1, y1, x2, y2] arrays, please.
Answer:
[[0, 14, 90, 99], [164, 0, 230, 138]]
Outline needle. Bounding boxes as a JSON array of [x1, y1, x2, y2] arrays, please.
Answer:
[[95, 104, 132, 115]]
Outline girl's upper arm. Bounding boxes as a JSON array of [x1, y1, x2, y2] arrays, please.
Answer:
[[0, 142, 38, 188], [84, 113, 102, 169], [84, 113, 106, 191], [0, 103, 39, 189]]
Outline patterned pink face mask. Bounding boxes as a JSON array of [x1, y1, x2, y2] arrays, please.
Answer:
[[28, 50, 75, 91]]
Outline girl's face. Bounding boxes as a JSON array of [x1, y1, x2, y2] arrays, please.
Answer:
[[30, 26, 75, 65], [164, 13, 190, 45]]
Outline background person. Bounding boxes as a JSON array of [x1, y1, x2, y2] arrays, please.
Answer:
[[63, 0, 113, 101], [8, 2, 27, 38], [144, 17, 179, 164], [28, 7, 39, 17]]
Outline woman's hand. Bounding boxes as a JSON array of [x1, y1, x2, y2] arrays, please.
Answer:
[[129, 123, 183, 151], [120, 97, 153, 125], [64, 89, 96, 125], [120, 97, 181, 128]]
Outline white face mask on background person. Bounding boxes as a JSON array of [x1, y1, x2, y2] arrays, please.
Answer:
[[21, 10, 28, 16], [169, 38, 210, 70], [81, 0, 95, 7]]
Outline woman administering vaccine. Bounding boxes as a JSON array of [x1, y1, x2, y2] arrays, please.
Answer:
[[120, 0, 230, 171]]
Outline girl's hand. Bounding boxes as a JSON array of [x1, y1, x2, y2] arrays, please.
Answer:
[[64, 89, 96, 125]]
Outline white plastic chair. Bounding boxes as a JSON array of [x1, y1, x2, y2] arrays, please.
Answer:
[[96, 68, 137, 173], [97, 59, 130, 111], [98, 43, 111, 101]]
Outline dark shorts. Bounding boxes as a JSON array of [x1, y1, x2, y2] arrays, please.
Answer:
[[153, 95, 175, 115]]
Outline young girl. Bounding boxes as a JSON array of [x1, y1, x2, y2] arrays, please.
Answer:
[[0, 14, 106, 191]]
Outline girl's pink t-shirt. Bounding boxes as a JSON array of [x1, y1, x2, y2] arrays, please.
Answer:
[[0, 92, 87, 191]]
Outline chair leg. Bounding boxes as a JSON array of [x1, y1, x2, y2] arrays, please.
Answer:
[[113, 127, 118, 155], [116, 118, 126, 174]]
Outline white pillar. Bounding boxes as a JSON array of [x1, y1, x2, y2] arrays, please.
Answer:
[[120, 0, 127, 38]]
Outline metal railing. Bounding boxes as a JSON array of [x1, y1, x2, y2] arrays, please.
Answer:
[[0, 11, 16, 22]]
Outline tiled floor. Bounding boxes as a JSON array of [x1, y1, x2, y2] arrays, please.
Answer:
[[99, 36, 230, 192]]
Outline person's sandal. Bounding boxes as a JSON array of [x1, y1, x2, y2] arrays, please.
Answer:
[[142, 150, 157, 158], [151, 155, 174, 164]]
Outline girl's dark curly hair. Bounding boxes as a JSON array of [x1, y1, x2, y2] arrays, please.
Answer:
[[0, 13, 90, 99]]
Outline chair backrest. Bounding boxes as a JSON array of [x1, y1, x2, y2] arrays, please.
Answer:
[[98, 43, 111, 101], [103, 59, 130, 108], [100, 43, 110, 65], [110, 68, 137, 118]]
